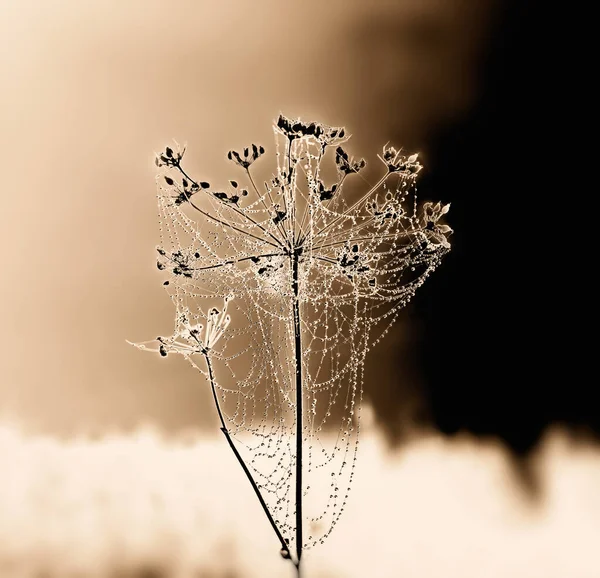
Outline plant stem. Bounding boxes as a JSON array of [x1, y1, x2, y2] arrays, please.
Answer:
[[203, 354, 292, 561], [292, 251, 303, 572]]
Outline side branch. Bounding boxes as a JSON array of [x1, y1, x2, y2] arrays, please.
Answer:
[[203, 354, 293, 562]]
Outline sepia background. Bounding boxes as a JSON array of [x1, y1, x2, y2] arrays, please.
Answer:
[[0, 1, 595, 577]]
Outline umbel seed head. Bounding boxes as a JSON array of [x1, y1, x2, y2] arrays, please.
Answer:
[[131, 113, 452, 558]]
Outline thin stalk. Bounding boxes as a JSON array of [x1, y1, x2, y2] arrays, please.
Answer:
[[291, 251, 304, 573], [187, 198, 280, 248], [246, 167, 290, 247], [278, 138, 294, 246], [202, 354, 293, 563], [192, 252, 285, 272], [310, 172, 390, 241], [175, 162, 285, 248], [312, 229, 421, 252], [297, 152, 347, 247], [296, 147, 325, 243]]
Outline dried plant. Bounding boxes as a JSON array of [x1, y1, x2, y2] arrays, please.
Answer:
[[130, 114, 451, 575]]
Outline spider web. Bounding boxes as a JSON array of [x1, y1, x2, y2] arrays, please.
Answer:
[[146, 121, 449, 551]]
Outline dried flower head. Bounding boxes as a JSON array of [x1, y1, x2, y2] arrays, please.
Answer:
[[275, 114, 349, 148], [380, 144, 422, 175], [422, 201, 453, 249], [132, 115, 451, 564], [129, 295, 233, 358], [155, 140, 186, 168]]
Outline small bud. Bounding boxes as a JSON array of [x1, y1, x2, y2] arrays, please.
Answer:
[[273, 210, 287, 225], [230, 180, 238, 188], [159, 344, 168, 357], [200, 182, 210, 189], [165, 147, 173, 158], [164, 176, 174, 186], [280, 549, 291, 560]]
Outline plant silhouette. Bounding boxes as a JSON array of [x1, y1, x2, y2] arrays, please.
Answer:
[[131, 115, 451, 575]]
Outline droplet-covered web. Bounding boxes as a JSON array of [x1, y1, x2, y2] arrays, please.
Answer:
[[141, 117, 451, 551]]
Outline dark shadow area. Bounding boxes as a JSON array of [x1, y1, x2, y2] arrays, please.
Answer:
[[354, 0, 591, 486], [411, 0, 592, 462]]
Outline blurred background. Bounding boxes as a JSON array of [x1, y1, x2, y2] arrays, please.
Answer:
[[0, 0, 594, 577]]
